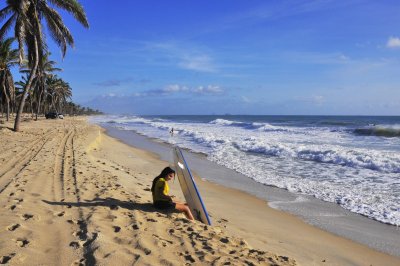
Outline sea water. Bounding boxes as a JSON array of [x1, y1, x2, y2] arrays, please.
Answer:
[[92, 115, 400, 227]]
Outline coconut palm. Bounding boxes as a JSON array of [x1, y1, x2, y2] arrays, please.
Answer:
[[45, 75, 71, 114], [21, 52, 62, 119], [55, 79, 72, 113], [0, 37, 18, 121], [0, 0, 89, 131], [14, 74, 29, 111]]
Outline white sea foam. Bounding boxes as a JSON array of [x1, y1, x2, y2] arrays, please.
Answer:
[[91, 115, 400, 226]]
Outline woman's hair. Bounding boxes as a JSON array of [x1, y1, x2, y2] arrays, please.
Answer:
[[151, 166, 175, 193]]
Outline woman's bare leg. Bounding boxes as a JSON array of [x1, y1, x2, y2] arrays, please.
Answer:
[[175, 203, 194, 220]]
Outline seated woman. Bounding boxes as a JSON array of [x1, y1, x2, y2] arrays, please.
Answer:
[[151, 167, 194, 221]]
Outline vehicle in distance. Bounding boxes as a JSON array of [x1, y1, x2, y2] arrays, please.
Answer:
[[45, 112, 64, 119]]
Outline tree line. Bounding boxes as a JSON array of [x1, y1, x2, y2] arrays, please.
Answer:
[[1, 39, 102, 121], [0, 0, 94, 131]]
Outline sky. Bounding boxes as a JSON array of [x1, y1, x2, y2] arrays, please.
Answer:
[[3, 0, 400, 115]]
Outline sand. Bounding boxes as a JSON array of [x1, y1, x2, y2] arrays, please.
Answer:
[[0, 117, 399, 265]]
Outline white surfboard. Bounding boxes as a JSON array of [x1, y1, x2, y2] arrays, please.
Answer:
[[173, 147, 212, 225]]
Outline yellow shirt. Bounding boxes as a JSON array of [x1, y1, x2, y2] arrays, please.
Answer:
[[152, 178, 170, 202]]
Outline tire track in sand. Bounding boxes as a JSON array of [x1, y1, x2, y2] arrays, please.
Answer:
[[52, 127, 74, 201], [0, 129, 53, 194], [52, 122, 98, 265]]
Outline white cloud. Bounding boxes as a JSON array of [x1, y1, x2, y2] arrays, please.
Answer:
[[94, 78, 134, 87], [163, 84, 189, 93], [179, 55, 217, 72], [146, 41, 218, 73], [193, 85, 223, 94], [387, 37, 400, 48], [133, 84, 224, 97]]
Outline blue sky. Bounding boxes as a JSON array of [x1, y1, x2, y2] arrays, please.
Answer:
[[4, 0, 400, 115]]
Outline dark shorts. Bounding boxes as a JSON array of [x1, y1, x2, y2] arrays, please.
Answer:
[[154, 201, 176, 210]]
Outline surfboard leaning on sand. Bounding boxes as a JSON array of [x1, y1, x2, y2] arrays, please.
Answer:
[[173, 147, 212, 225]]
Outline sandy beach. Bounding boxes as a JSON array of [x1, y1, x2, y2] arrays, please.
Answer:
[[1, 117, 399, 266]]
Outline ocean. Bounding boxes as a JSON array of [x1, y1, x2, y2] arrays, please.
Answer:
[[92, 115, 400, 227]]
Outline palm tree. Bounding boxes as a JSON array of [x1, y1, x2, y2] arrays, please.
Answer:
[[45, 75, 71, 113], [0, 0, 89, 131], [21, 52, 62, 120], [14, 75, 29, 112], [0, 37, 18, 121]]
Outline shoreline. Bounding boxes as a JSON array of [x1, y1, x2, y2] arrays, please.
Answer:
[[100, 124, 400, 261], [1, 117, 399, 265], [0, 117, 296, 265]]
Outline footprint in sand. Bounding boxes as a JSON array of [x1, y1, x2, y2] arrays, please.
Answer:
[[178, 252, 196, 263], [113, 226, 121, 233], [69, 241, 80, 249], [16, 238, 29, 247], [9, 205, 17, 211], [0, 253, 16, 264], [56, 211, 65, 217], [131, 224, 140, 230], [22, 214, 34, 220], [7, 224, 20, 231], [73, 230, 86, 240], [220, 237, 230, 244], [71, 258, 86, 266]]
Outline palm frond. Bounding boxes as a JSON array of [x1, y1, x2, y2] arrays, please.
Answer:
[[42, 3, 74, 45], [0, 6, 13, 22], [0, 13, 16, 40], [48, 0, 89, 28]]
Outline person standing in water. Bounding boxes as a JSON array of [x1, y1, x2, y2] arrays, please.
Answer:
[[151, 167, 194, 221], [169, 128, 174, 137]]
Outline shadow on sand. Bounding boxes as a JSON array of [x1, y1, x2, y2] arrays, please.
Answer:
[[42, 197, 177, 215], [0, 124, 14, 131]]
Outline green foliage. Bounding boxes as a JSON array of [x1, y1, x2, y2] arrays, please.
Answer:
[[64, 102, 104, 116], [0, 0, 89, 130]]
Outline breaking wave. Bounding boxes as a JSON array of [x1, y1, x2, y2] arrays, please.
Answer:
[[354, 125, 400, 138]]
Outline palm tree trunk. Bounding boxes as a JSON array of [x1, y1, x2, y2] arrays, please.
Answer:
[[6, 70, 15, 119], [29, 95, 34, 118], [1, 97, 3, 118], [35, 82, 44, 121], [14, 37, 39, 132], [35, 90, 42, 120], [6, 98, 10, 121], [1, 73, 10, 121]]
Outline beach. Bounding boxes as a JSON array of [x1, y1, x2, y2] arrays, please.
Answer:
[[1, 117, 399, 266]]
